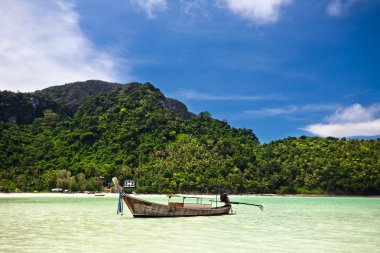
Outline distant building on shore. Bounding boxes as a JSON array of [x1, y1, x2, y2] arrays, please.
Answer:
[[124, 179, 135, 188], [123, 179, 135, 193]]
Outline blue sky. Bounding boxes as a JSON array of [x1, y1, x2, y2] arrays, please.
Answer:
[[0, 0, 379, 142]]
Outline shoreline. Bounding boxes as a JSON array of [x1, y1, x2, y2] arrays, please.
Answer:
[[0, 192, 379, 198]]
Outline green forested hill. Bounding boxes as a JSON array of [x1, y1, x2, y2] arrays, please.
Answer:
[[257, 137, 380, 195], [0, 82, 379, 194], [0, 91, 70, 124]]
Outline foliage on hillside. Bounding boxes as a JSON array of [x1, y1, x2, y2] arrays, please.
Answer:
[[257, 137, 380, 195], [36, 80, 123, 113], [0, 82, 379, 194], [0, 91, 69, 124]]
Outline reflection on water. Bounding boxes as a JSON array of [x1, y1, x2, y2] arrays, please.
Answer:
[[0, 196, 379, 253]]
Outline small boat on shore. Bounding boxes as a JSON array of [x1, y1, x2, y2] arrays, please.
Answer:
[[112, 177, 263, 218]]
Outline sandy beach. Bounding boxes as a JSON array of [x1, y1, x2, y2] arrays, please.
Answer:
[[0, 192, 120, 198], [1, 192, 378, 199], [0, 192, 265, 198], [0, 193, 200, 198], [0, 192, 270, 198]]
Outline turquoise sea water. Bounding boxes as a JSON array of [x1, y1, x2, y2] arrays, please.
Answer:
[[0, 195, 379, 253]]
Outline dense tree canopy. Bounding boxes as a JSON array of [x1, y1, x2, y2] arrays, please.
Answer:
[[1, 81, 379, 194]]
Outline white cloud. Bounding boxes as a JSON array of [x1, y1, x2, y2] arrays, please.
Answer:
[[304, 103, 380, 137], [180, 0, 210, 20], [245, 106, 297, 116], [326, 0, 363, 17], [327, 103, 380, 123], [0, 0, 121, 92], [130, 0, 167, 19], [176, 89, 285, 101], [222, 0, 292, 24], [304, 120, 380, 138], [244, 104, 338, 117]]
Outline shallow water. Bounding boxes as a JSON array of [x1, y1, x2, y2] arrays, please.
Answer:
[[0, 195, 379, 253]]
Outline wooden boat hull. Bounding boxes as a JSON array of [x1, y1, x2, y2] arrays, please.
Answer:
[[122, 194, 231, 217]]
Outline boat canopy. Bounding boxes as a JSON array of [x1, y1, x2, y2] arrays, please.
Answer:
[[166, 194, 216, 199]]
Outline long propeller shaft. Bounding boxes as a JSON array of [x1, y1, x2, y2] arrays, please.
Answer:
[[210, 200, 264, 211], [230, 201, 264, 211]]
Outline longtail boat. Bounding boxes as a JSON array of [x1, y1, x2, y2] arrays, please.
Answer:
[[112, 177, 263, 218], [122, 193, 231, 217]]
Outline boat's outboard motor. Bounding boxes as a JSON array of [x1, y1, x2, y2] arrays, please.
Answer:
[[220, 193, 231, 205]]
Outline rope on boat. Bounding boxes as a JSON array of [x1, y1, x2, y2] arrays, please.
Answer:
[[117, 192, 124, 215]]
